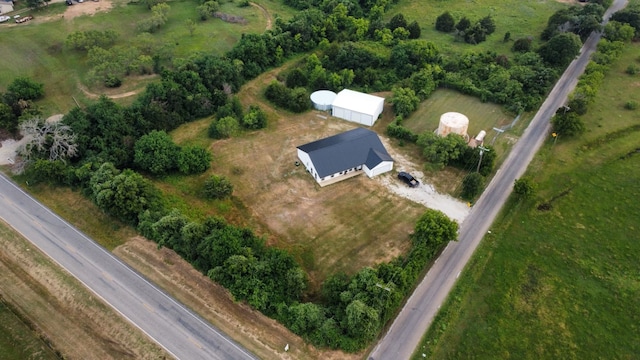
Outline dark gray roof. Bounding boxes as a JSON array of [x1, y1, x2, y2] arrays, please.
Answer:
[[297, 128, 393, 178]]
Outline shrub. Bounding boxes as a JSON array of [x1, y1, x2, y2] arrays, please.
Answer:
[[436, 12, 455, 32], [203, 175, 233, 199], [177, 146, 211, 174], [241, 105, 268, 129], [626, 64, 639, 75], [514, 177, 536, 199], [624, 100, 638, 110], [512, 37, 532, 52], [104, 75, 122, 88], [461, 172, 484, 200], [208, 116, 240, 139]]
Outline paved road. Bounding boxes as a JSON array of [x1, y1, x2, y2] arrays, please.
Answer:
[[0, 174, 257, 360], [369, 1, 628, 359]]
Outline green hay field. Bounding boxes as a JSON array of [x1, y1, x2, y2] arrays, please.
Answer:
[[388, 0, 569, 56], [414, 40, 640, 360]]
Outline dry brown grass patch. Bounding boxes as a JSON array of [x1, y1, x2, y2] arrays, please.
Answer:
[[0, 221, 167, 359]]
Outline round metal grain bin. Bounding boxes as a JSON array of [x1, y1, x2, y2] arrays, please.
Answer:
[[310, 90, 337, 111], [437, 112, 469, 138]]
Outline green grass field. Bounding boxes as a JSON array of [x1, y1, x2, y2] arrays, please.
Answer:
[[403, 88, 515, 137], [0, 300, 59, 360], [413, 41, 640, 360], [388, 0, 569, 57], [0, 0, 291, 115]]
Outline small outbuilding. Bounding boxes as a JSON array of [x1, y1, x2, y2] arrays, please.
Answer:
[[331, 89, 385, 127], [297, 128, 393, 187]]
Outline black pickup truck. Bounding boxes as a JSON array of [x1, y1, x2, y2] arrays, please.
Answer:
[[398, 172, 419, 187]]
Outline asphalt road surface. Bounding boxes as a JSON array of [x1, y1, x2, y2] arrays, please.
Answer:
[[0, 174, 257, 360], [369, 1, 628, 359]]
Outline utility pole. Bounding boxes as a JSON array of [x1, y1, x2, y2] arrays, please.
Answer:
[[490, 127, 505, 146], [476, 145, 490, 173]]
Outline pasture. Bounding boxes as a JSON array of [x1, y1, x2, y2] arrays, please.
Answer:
[[0, 0, 287, 114], [414, 41, 640, 359], [389, 0, 570, 56]]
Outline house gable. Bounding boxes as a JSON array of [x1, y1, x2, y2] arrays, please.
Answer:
[[297, 128, 393, 184]]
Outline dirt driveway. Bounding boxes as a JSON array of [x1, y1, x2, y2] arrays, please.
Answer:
[[63, 0, 113, 20]]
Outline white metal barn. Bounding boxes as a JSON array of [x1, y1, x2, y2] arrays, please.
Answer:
[[296, 128, 394, 187], [331, 89, 385, 126]]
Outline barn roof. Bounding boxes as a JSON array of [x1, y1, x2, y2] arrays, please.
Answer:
[[297, 128, 393, 178], [331, 89, 384, 117]]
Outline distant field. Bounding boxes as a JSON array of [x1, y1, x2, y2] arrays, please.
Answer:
[[414, 42, 640, 359], [0, 0, 286, 115], [389, 0, 570, 56]]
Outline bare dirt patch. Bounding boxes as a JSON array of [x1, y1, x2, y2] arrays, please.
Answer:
[[0, 138, 26, 166], [63, 0, 114, 20], [0, 221, 168, 360], [78, 76, 157, 100]]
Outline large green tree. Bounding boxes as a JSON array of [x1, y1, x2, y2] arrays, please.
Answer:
[[5, 77, 44, 102], [411, 209, 458, 250], [538, 33, 582, 67], [552, 109, 585, 136], [417, 132, 468, 167], [461, 172, 484, 200], [90, 163, 161, 223], [390, 87, 419, 118], [134, 130, 180, 175]]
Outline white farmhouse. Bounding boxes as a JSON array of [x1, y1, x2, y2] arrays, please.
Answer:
[[297, 128, 393, 187], [331, 89, 385, 126]]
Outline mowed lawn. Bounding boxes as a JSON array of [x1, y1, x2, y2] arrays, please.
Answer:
[[389, 0, 569, 56], [414, 43, 640, 359], [403, 89, 515, 138]]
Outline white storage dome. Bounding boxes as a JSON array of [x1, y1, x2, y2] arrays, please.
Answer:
[[310, 90, 337, 111]]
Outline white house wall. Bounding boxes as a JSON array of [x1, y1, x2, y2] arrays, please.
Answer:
[[364, 161, 393, 177], [297, 150, 319, 179]]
